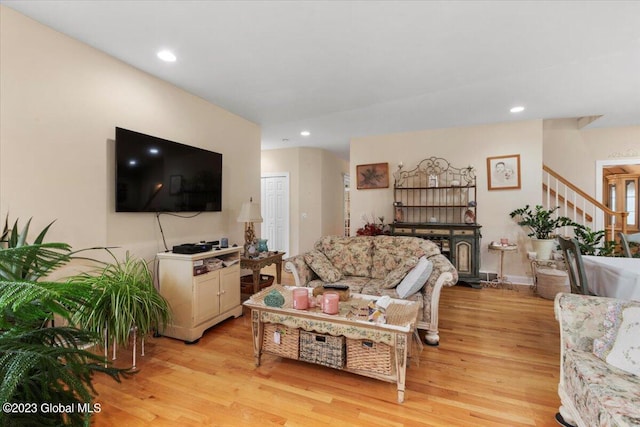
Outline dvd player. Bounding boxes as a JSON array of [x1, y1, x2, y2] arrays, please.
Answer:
[[172, 243, 213, 254]]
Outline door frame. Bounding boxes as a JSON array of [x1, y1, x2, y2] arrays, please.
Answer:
[[261, 172, 290, 257], [595, 157, 640, 231]]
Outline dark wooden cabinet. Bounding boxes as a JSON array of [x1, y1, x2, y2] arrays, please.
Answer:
[[391, 158, 482, 286]]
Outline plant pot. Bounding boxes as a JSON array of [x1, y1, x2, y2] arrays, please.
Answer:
[[532, 238, 556, 260]]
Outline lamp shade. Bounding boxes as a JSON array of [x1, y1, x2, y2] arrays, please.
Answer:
[[237, 198, 263, 223]]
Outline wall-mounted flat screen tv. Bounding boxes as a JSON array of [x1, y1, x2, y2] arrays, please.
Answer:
[[115, 127, 222, 212]]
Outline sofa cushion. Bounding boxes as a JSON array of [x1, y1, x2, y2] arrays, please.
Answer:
[[593, 303, 640, 377], [307, 276, 368, 294], [564, 349, 640, 426], [371, 236, 441, 279], [304, 249, 342, 282], [396, 257, 433, 298], [314, 236, 373, 277], [382, 256, 419, 289]]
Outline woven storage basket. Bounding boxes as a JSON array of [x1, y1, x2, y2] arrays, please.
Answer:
[[299, 331, 345, 369], [346, 339, 393, 375], [536, 268, 569, 300], [262, 323, 299, 360], [241, 274, 275, 294]]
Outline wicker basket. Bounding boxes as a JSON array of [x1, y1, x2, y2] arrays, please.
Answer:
[[536, 268, 569, 300], [262, 323, 299, 360], [241, 274, 275, 294], [346, 339, 393, 375], [299, 331, 345, 369]]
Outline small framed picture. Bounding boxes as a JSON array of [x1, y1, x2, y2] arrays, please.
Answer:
[[487, 154, 521, 190], [356, 163, 389, 189]]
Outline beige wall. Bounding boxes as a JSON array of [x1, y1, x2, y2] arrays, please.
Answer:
[[351, 120, 544, 281], [544, 120, 640, 196], [0, 6, 261, 262], [262, 147, 348, 255], [544, 119, 640, 195]]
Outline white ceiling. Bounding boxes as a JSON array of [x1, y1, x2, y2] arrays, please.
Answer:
[[3, 1, 640, 159]]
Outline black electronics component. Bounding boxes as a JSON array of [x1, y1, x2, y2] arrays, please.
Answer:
[[172, 243, 213, 254]]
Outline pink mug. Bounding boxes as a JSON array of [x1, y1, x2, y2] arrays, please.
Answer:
[[292, 288, 309, 310], [322, 293, 339, 315]]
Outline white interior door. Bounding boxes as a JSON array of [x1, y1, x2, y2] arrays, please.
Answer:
[[261, 174, 289, 256]]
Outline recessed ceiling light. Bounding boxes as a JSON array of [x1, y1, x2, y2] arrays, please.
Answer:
[[510, 106, 525, 113], [129, 159, 137, 166], [157, 50, 176, 62], [148, 148, 159, 154], [300, 131, 310, 136]]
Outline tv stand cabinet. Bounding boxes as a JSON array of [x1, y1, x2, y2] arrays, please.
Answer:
[[157, 247, 242, 343]]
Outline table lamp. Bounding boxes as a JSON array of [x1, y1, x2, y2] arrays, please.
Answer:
[[237, 197, 263, 255]]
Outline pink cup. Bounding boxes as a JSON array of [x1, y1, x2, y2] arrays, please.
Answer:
[[292, 288, 309, 310], [322, 293, 339, 315], [500, 238, 509, 245]]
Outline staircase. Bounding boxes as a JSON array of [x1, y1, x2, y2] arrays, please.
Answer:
[[542, 165, 628, 242]]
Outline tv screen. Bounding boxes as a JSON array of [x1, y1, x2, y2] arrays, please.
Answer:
[[115, 127, 222, 212]]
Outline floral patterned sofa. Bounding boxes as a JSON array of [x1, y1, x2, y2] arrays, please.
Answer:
[[554, 293, 640, 427], [284, 235, 458, 345]]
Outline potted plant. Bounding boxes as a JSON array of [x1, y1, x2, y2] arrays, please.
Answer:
[[71, 250, 171, 359], [572, 224, 616, 257], [509, 205, 575, 259], [0, 216, 130, 426]]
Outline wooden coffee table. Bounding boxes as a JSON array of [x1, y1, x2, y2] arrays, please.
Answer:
[[243, 285, 420, 403]]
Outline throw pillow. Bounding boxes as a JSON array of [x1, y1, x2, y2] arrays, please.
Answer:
[[304, 250, 342, 283], [593, 301, 634, 359], [396, 256, 433, 299], [382, 257, 419, 289], [594, 305, 640, 377]]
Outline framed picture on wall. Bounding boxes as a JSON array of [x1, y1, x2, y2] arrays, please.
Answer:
[[487, 154, 521, 190], [356, 163, 389, 189]]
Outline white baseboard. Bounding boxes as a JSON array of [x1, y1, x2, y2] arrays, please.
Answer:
[[478, 271, 533, 287]]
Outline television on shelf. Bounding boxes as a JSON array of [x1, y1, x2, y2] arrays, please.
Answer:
[[115, 127, 222, 212]]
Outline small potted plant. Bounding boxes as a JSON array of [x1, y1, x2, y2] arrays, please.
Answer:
[[509, 205, 575, 259], [71, 250, 171, 364]]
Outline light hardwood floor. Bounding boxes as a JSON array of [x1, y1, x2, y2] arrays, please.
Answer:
[[92, 267, 560, 426]]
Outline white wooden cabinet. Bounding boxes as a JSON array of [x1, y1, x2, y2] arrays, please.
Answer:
[[157, 247, 242, 343]]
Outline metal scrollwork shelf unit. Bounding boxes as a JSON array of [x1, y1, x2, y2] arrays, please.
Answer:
[[391, 157, 482, 286]]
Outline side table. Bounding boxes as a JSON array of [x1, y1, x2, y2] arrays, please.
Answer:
[[486, 243, 518, 289], [240, 251, 284, 294]]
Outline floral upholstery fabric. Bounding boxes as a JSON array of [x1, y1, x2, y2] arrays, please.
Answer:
[[303, 249, 342, 282], [284, 254, 318, 286], [556, 293, 640, 427], [371, 235, 440, 279], [307, 276, 368, 294], [563, 349, 640, 426], [382, 257, 418, 288], [285, 235, 458, 341], [314, 236, 373, 277]]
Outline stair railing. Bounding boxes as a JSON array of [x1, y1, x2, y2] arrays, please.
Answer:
[[543, 165, 627, 242]]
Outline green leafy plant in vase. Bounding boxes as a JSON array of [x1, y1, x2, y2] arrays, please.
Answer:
[[71, 250, 171, 364], [509, 205, 575, 259]]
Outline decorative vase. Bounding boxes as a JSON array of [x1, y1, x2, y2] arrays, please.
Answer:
[[257, 239, 268, 252], [532, 238, 555, 260]]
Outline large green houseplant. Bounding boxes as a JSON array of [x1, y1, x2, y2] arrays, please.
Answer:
[[70, 250, 171, 354], [509, 205, 575, 259], [0, 216, 130, 426]]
